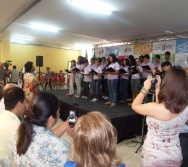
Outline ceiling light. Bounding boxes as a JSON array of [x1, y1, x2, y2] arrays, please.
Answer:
[[70, 0, 112, 15], [10, 36, 34, 44], [30, 23, 59, 33]]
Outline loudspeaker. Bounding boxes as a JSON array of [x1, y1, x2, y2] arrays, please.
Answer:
[[36, 56, 43, 67]]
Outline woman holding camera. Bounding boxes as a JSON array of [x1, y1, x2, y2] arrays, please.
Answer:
[[64, 111, 126, 167], [8, 92, 69, 167], [132, 66, 188, 167]]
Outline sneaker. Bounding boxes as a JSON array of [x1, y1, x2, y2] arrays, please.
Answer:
[[102, 96, 105, 99], [110, 103, 116, 107], [104, 102, 111, 105], [74, 95, 80, 98], [82, 96, 85, 99], [67, 93, 73, 96], [104, 96, 109, 100], [91, 98, 98, 102]]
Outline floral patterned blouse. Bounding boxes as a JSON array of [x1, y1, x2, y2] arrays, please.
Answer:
[[8, 125, 69, 167], [141, 106, 188, 167], [23, 73, 38, 117]]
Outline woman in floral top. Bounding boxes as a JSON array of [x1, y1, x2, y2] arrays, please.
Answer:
[[23, 61, 38, 117], [8, 92, 69, 167], [132, 66, 188, 167]]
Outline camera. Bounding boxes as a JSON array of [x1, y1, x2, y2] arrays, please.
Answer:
[[150, 75, 158, 93], [4, 60, 12, 70], [69, 110, 76, 127]]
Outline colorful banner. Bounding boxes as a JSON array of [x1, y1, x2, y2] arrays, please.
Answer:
[[94, 48, 106, 58], [118, 45, 134, 56], [176, 39, 188, 53], [134, 42, 153, 55], [153, 40, 176, 54], [105, 46, 119, 57]]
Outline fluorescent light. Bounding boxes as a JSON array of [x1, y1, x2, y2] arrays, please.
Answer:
[[10, 36, 34, 44], [30, 23, 59, 32], [70, 0, 112, 15]]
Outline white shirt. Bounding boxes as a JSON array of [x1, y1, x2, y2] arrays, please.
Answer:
[[83, 65, 92, 82], [141, 62, 154, 79], [0, 110, 20, 159], [107, 62, 120, 80], [93, 66, 102, 80], [0, 98, 5, 114]]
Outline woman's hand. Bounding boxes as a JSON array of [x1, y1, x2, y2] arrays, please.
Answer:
[[143, 75, 152, 91], [155, 75, 161, 89]]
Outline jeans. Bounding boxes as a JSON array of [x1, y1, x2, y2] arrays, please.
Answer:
[[103, 79, 108, 96], [93, 79, 101, 99], [83, 81, 90, 97], [108, 79, 118, 104], [180, 133, 188, 167], [75, 74, 83, 96], [120, 79, 129, 100], [69, 76, 75, 94]]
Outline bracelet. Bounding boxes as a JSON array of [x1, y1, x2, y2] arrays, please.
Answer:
[[140, 87, 148, 96]]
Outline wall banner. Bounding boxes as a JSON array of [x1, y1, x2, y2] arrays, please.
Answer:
[[105, 46, 119, 57], [153, 40, 176, 54], [118, 45, 134, 56], [94, 48, 106, 58], [134, 42, 153, 55], [176, 39, 188, 53]]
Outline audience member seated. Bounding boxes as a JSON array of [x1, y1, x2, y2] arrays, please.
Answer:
[[132, 66, 188, 167], [0, 86, 25, 166], [8, 92, 69, 167], [64, 111, 126, 167]]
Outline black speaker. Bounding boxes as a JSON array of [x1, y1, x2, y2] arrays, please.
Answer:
[[36, 56, 43, 67]]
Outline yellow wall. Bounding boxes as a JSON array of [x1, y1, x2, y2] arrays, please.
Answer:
[[8, 44, 81, 73]]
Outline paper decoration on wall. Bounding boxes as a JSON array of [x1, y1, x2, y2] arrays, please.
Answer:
[[118, 45, 134, 56], [153, 40, 176, 54], [105, 46, 119, 57], [94, 48, 106, 58], [134, 42, 153, 55], [176, 39, 188, 53]]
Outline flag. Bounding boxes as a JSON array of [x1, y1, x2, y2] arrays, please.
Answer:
[[85, 49, 88, 59]]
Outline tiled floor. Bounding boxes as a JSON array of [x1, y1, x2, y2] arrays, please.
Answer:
[[54, 119, 142, 167]]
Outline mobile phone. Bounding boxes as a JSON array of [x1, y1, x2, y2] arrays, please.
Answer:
[[69, 110, 76, 127]]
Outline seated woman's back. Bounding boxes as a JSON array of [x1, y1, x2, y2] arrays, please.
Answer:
[[8, 92, 69, 167]]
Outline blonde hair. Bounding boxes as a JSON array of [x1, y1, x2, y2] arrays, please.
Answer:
[[69, 111, 122, 167]]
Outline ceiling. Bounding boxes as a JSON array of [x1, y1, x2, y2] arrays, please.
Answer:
[[1, 0, 188, 47]]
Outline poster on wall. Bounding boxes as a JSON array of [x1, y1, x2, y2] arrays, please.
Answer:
[[105, 46, 119, 57], [118, 45, 134, 59], [134, 42, 153, 56], [153, 40, 176, 54], [94, 48, 106, 58], [151, 53, 175, 64], [176, 39, 188, 53]]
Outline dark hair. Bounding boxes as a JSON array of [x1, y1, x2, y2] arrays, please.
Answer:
[[77, 56, 84, 64], [102, 57, 106, 61], [158, 66, 188, 114], [128, 55, 136, 66], [83, 59, 89, 64], [16, 92, 59, 155], [165, 51, 171, 56], [108, 54, 117, 63], [161, 61, 171, 67], [90, 58, 95, 61], [13, 65, 16, 69], [97, 58, 102, 64], [25, 61, 33, 73], [143, 54, 150, 59], [3, 87, 24, 110], [0, 84, 3, 100], [71, 60, 76, 67], [155, 55, 160, 59], [123, 58, 131, 67]]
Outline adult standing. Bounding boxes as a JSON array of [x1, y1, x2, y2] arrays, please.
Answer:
[[0, 62, 7, 86], [23, 61, 38, 117], [164, 51, 174, 66], [132, 66, 188, 167], [10, 65, 19, 85]]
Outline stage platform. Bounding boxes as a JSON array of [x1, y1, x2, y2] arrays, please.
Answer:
[[44, 90, 142, 143]]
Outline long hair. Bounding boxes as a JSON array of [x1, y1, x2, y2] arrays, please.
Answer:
[[16, 92, 59, 155], [69, 111, 122, 167], [158, 66, 188, 114]]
